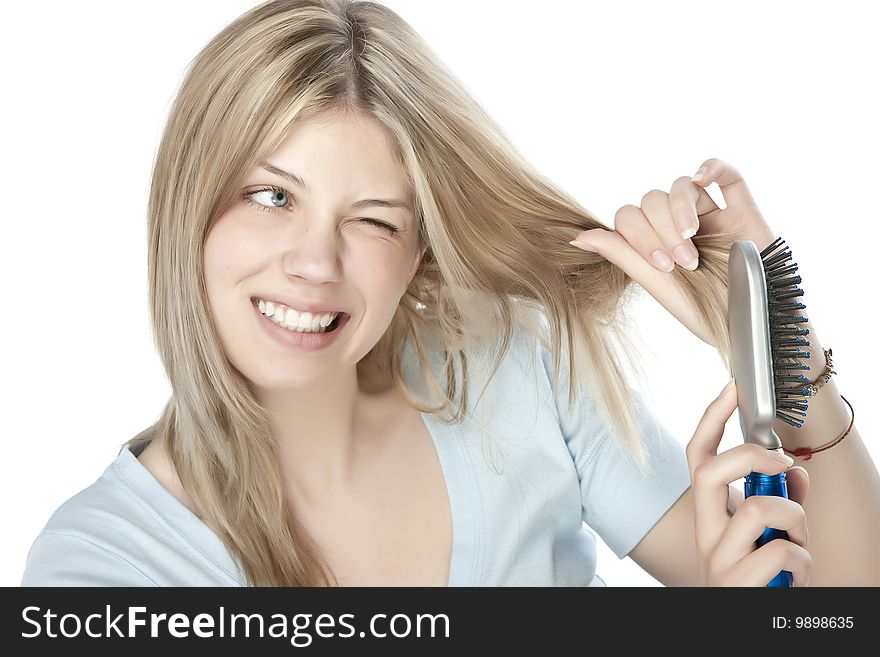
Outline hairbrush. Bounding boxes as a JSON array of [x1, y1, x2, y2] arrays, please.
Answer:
[[728, 236, 811, 587]]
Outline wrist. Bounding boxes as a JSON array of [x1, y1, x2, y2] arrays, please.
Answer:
[[781, 391, 854, 460]]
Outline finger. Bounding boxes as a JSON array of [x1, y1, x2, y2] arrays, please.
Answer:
[[569, 227, 712, 341], [668, 175, 720, 242], [610, 203, 675, 273], [686, 380, 738, 482], [784, 465, 810, 507], [695, 442, 795, 493], [569, 226, 682, 299], [714, 495, 808, 569], [691, 157, 759, 209], [687, 380, 739, 548], [694, 440, 796, 551], [638, 189, 699, 270], [727, 539, 812, 587]]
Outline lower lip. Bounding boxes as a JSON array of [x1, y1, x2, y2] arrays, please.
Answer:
[[252, 299, 350, 351]]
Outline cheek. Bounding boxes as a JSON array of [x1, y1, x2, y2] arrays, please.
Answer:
[[347, 249, 412, 314], [204, 215, 263, 287], [203, 232, 235, 325], [350, 248, 412, 294]]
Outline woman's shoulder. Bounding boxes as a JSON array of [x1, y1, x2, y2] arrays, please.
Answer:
[[20, 447, 244, 586], [21, 448, 163, 586]]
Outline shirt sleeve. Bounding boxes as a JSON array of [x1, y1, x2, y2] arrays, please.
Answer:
[[538, 337, 692, 559], [21, 531, 158, 587], [571, 394, 692, 558]]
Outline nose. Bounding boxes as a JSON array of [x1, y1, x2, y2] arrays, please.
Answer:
[[280, 221, 343, 285]]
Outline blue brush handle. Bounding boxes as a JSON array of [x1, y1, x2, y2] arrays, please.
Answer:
[[743, 471, 794, 587]]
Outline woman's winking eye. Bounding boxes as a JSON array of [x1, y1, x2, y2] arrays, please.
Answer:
[[242, 185, 400, 236]]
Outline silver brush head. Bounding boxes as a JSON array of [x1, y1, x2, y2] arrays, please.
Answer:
[[728, 240, 782, 450]]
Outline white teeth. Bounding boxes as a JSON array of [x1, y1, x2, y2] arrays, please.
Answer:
[[255, 298, 340, 333], [293, 311, 314, 329]]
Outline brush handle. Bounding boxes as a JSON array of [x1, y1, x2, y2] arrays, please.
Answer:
[[743, 471, 794, 587]]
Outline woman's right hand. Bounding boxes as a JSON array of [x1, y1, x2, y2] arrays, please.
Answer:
[[686, 380, 812, 586]]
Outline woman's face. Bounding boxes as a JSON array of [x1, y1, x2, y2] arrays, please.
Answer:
[[204, 110, 425, 391]]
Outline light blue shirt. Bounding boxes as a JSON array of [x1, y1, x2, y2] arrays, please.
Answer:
[[21, 321, 691, 586]]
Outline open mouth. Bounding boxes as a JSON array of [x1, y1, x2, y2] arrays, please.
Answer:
[[251, 297, 348, 334]]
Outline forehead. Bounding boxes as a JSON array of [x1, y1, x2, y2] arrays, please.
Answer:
[[264, 111, 411, 194]]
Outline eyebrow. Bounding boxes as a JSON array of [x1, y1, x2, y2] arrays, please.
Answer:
[[258, 161, 413, 212]]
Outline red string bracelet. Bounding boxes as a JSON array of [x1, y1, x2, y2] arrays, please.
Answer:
[[783, 395, 854, 461]]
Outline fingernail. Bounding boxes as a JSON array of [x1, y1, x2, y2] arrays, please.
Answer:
[[650, 249, 674, 272], [675, 210, 698, 240], [692, 166, 707, 182], [569, 240, 597, 252], [673, 243, 699, 270], [769, 450, 795, 467]]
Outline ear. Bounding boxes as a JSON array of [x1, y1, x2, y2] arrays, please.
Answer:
[[406, 242, 428, 287]]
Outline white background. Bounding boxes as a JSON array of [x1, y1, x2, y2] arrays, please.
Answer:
[[1, 0, 876, 587]]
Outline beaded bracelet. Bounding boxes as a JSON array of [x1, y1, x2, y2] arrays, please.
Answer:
[[806, 347, 836, 397]]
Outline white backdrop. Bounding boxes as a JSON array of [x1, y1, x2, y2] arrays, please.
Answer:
[[1, 0, 876, 587]]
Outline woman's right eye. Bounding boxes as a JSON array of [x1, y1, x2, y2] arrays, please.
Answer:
[[242, 186, 291, 212]]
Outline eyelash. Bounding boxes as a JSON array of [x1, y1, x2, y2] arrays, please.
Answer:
[[242, 186, 400, 236]]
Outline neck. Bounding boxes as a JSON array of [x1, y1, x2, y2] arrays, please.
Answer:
[[254, 356, 399, 504]]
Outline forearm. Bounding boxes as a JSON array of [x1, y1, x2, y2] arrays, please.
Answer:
[[772, 320, 880, 585]]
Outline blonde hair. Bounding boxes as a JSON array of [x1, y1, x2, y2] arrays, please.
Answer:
[[124, 0, 739, 586]]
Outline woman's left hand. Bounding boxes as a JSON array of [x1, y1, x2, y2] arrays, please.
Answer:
[[569, 158, 776, 345]]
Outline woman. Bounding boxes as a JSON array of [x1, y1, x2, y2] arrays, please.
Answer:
[[21, 0, 879, 587]]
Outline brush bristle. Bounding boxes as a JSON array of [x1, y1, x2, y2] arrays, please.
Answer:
[[761, 237, 811, 428]]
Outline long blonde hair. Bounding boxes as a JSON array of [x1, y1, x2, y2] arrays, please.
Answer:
[[124, 0, 738, 586]]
